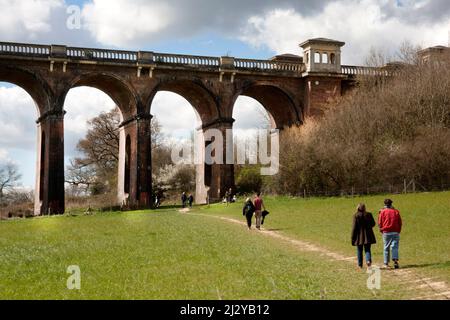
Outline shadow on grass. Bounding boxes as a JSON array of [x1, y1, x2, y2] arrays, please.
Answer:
[[159, 205, 182, 209], [401, 261, 450, 270]]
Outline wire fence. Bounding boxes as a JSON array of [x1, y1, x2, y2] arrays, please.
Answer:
[[289, 180, 450, 199]]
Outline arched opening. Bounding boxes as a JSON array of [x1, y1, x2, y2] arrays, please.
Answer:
[[232, 84, 300, 195], [149, 91, 200, 206], [146, 79, 222, 205], [60, 73, 141, 210], [63, 85, 122, 210], [232, 96, 275, 195], [0, 81, 40, 218], [322, 53, 328, 64]]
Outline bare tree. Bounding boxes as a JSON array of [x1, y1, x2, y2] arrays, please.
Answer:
[[65, 159, 96, 192], [0, 163, 21, 203], [151, 118, 165, 150], [67, 107, 168, 195], [75, 107, 121, 172], [66, 108, 121, 195], [396, 40, 422, 65], [365, 46, 390, 67]]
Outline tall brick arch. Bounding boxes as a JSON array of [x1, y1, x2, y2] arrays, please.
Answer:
[[145, 78, 230, 204], [0, 64, 66, 215], [60, 73, 150, 209]]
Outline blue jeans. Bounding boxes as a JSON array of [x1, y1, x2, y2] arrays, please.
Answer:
[[383, 232, 400, 264], [356, 244, 372, 267]]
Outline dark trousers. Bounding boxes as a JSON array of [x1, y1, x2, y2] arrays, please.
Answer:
[[356, 244, 372, 267], [245, 213, 253, 228]]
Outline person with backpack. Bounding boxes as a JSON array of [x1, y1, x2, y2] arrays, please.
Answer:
[[351, 203, 377, 269], [378, 199, 402, 269], [242, 198, 255, 230]]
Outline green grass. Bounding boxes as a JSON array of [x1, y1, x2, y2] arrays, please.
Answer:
[[0, 192, 448, 300], [201, 191, 450, 282]]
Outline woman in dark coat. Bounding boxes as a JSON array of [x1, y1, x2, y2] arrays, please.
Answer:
[[351, 203, 377, 268], [242, 198, 255, 230]]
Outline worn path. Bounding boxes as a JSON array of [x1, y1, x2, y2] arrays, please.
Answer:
[[181, 208, 449, 300]]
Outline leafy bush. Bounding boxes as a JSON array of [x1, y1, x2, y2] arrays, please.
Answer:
[[236, 166, 263, 194]]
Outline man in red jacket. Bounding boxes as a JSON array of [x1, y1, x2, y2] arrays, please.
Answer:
[[378, 199, 402, 269]]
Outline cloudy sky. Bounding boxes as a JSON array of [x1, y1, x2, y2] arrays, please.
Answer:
[[0, 0, 449, 187]]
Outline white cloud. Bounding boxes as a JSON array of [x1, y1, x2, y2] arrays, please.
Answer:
[[64, 87, 116, 156], [0, 148, 10, 162], [0, 85, 118, 168], [64, 87, 116, 134], [82, 0, 174, 47], [240, 0, 450, 64], [0, 85, 37, 150], [233, 96, 271, 130], [150, 93, 270, 141], [151, 92, 198, 140], [0, 0, 63, 40]]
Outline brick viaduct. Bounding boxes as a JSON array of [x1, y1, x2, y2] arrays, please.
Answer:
[[0, 38, 386, 215]]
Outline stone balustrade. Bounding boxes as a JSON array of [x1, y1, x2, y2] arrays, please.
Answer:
[[341, 65, 390, 76], [67, 47, 138, 62], [234, 58, 304, 72], [153, 52, 220, 67], [0, 41, 305, 75], [0, 42, 50, 56], [1, 41, 397, 77]]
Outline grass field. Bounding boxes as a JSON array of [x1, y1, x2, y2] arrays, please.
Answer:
[[0, 192, 448, 300], [202, 191, 450, 282]]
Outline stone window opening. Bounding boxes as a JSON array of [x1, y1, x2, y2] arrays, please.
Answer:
[[330, 53, 336, 64], [314, 52, 321, 64]]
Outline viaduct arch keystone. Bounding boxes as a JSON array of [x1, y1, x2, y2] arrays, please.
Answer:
[[0, 38, 391, 215]]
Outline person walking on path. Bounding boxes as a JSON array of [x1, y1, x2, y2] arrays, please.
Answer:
[[228, 188, 235, 203], [188, 194, 194, 208], [253, 192, 266, 231], [181, 192, 187, 208], [351, 203, 377, 269], [242, 198, 255, 230], [378, 199, 402, 269], [224, 190, 230, 206]]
